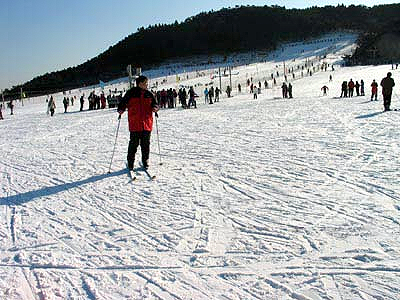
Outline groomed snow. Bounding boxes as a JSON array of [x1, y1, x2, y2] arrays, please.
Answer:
[[1, 32, 400, 299]]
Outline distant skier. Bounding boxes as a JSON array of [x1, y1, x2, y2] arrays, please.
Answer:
[[188, 86, 198, 108], [348, 79, 355, 97], [46, 97, 50, 115], [63, 97, 69, 113], [238, 83, 241, 93], [88, 92, 94, 110], [48, 96, 56, 117], [172, 89, 178, 107], [117, 75, 160, 170], [226, 86, 232, 98], [340, 81, 348, 98], [179, 88, 187, 108], [355, 81, 360, 96], [371, 80, 378, 101], [100, 93, 106, 109], [281, 82, 288, 98], [360, 80, 365, 96], [380, 72, 395, 111], [96, 95, 101, 109], [288, 83, 293, 98], [204, 88, 209, 104], [214, 87, 220, 102], [9, 100, 14, 115], [208, 86, 214, 104], [321, 85, 329, 96], [0, 104, 3, 120], [80, 94, 85, 111]]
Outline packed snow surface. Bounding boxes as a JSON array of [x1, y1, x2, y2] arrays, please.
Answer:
[[1, 33, 400, 299]]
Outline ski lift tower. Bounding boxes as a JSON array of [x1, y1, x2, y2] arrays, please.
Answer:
[[127, 65, 142, 89], [127, 65, 133, 88]]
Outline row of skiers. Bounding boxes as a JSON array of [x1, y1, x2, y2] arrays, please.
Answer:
[[87, 92, 107, 111], [203, 86, 222, 104], [45, 92, 109, 116], [155, 86, 231, 109], [154, 87, 201, 109], [339, 73, 395, 111], [238, 81, 294, 99], [340, 79, 365, 98]]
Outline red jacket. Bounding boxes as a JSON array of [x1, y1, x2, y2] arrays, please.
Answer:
[[118, 87, 157, 132], [371, 82, 378, 93]]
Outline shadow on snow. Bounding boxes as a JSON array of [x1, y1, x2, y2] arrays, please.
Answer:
[[0, 169, 126, 206], [355, 111, 385, 119]]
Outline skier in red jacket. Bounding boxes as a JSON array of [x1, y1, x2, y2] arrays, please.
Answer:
[[118, 75, 159, 170]]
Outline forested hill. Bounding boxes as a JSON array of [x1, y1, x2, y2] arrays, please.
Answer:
[[5, 4, 400, 99]]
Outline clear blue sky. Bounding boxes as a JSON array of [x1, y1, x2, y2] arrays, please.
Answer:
[[0, 0, 396, 91]]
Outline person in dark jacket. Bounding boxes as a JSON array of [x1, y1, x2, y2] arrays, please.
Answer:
[[321, 85, 329, 96], [281, 82, 288, 98], [80, 94, 85, 111], [188, 86, 198, 108], [63, 97, 69, 113], [355, 81, 360, 96], [340, 81, 348, 98], [360, 79, 365, 96], [48, 96, 56, 116], [380, 72, 395, 111], [214, 87, 220, 102], [118, 75, 159, 169], [226, 85, 232, 98], [9, 100, 14, 115]]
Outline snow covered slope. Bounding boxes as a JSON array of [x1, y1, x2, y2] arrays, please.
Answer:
[[1, 32, 400, 300]]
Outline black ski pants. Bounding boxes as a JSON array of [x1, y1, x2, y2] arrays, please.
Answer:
[[127, 131, 151, 167], [383, 93, 392, 111]]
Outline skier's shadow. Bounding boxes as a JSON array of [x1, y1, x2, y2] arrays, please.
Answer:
[[355, 111, 385, 119], [0, 169, 126, 206]]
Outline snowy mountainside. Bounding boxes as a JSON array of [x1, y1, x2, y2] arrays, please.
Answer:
[[1, 32, 400, 300], [20, 31, 357, 107]]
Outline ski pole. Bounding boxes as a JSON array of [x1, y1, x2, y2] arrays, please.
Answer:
[[155, 112, 163, 165], [108, 116, 121, 173]]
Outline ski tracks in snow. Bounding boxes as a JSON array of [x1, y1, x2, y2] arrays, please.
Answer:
[[2, 46, 400, 298]]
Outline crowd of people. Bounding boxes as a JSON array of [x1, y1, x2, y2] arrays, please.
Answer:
[[337, 73, 396, 111], [340, 79, 365, 98], [0, 68, 397, 120]]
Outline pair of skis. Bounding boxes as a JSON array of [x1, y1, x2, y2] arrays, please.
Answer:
[[127, 164, 156, 182]]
